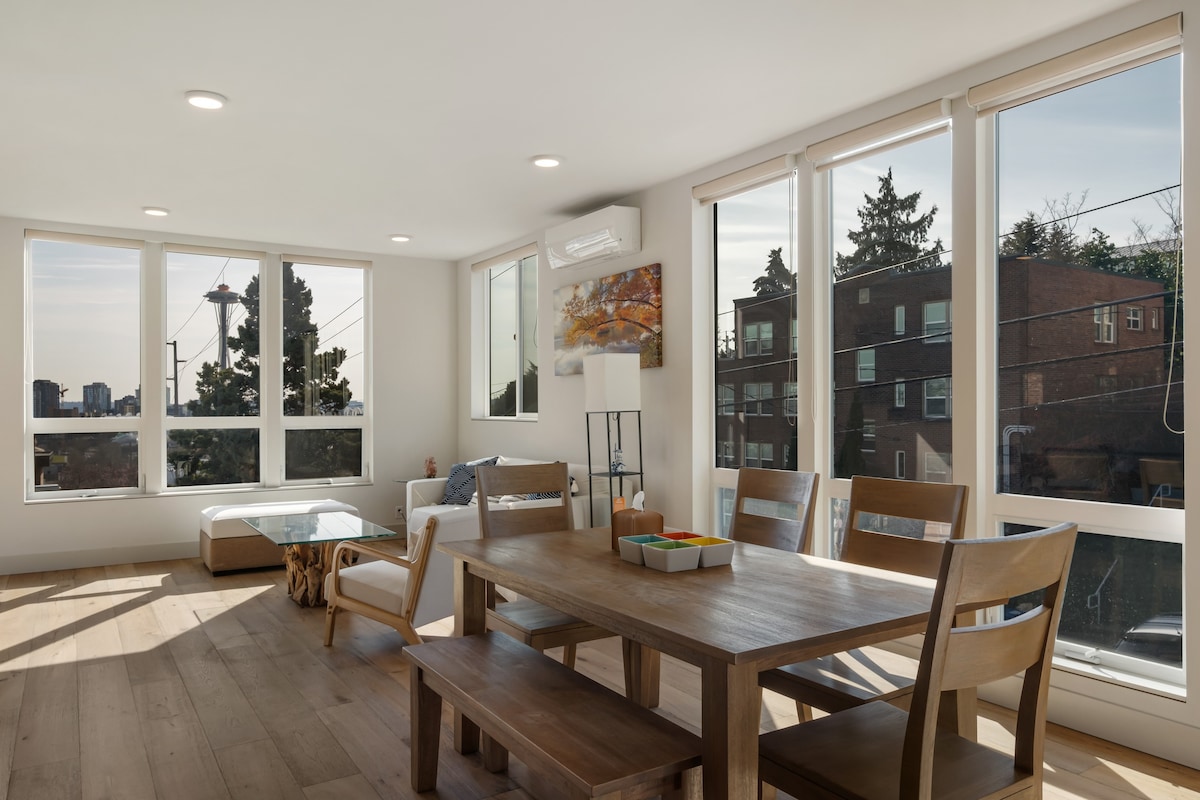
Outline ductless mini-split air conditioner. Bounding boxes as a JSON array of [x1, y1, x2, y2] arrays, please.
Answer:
[[544, 205, 641, 269]]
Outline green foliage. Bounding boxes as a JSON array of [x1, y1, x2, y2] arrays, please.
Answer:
[[835, 168, 943, 276], [754, 247, 795, 296], [490, 362, 539, 416]]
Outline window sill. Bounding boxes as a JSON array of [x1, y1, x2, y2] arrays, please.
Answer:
[[1051, 654, 1186, 701], [25, 480, 373, 505]]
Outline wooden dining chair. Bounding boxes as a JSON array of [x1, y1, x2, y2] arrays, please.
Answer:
[[728, 467, 820, 553], [475, 462, 614, 669], [323, 516, 439, 647], [759, 475, 970, 730], [1140, 457, 1184, 508], [758, 521, 1077, 800]]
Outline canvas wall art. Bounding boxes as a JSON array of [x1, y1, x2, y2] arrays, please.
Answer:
[[553, 263, 662, 376]]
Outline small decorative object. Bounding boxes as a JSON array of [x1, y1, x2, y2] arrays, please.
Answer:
[[611, 492, 664, 551], [424, 456, 437, 478], [611, 447, 625, 474]]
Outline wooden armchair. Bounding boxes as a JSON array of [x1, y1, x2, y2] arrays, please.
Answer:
[[475, 462, 614, 669], [759, 475, 970, 730], [728, 467, 820, 553], [323, 516, 438, 647], [759, 521, 1077, 799]]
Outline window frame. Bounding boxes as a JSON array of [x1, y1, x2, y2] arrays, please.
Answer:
[[25, 233, 373, 499], [481, 248, 538, 420]]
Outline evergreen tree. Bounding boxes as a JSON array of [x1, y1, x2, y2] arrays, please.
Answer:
[[1000, 212, 1045, 256], [835, 168, 942, 276], [1077, 228, 1120, 271], [753, 247, 795, 295]]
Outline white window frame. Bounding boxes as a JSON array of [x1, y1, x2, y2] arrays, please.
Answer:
[[895, 450, 907, 479], [1094, 303, 1116, 343], [923, 300, 951, 343], [862, 419, 877, 453], [895, 379, 906, 408], [717, 384, 735, 416], [894, 305, 906, 336], [26, 232, 373, 498], [477, 245, 538, 420], [923, 377, 951, 419], [1127, 305, 1144, 330], [856, 348, 876, 383]]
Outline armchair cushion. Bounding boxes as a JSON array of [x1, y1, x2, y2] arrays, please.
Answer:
[[441, 456, 499, 505], [324, 559, 409, 616]]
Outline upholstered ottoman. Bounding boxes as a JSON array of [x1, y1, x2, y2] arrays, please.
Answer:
[[200, 499, 358, 574]]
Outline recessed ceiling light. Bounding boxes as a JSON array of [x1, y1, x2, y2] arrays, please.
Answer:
[[185, 90, 227, 110], [390, 234, 412, 243], [531, 155, 563, 168], [143, 207, 170, 217]]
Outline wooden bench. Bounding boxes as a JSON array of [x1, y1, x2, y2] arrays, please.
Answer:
[[404, 632, 701, 799]]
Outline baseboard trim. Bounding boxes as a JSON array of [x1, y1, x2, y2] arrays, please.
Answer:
[[0, 540, 199, 576]]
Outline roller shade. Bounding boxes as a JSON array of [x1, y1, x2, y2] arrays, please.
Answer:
[[968, 14, 1181, 115], [693, 154, 796, 205], [805, 99, 951, 172], [472, 242, 538, 273]]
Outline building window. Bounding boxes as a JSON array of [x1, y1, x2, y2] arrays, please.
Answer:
[[924, 377, 951, 418], [719, 441, 734, 468], [746, 442, 774, 468], [923, 451, 951, 483], [895, 450, 906, 479], [1127, 305, 1143, 330], [1152, 308, 1160, 330], [894, 379, 906, 408], [862, 419, 876, 453], [784, 382, 797, 417], [717, 384, 735, 416], [486, 250, 538, 418], [744, 382, 773, 416], [791, 318, 798, 354], [743, 321, 774, 356], [1094, 303, 1115, 343], [858, 287, 870, 304], [894, 305, 905, 336], [923, 300, 951, 343], [856, 349, 875, 383]]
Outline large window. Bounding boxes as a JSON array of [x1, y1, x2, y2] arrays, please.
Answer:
[[29, 236, 142, 495], [994, 51, 1183, 681], [27, 233, 371, 497], [713, 175, 795, 470], [486, 251, 538, 418], [830, 132, 952, 481]]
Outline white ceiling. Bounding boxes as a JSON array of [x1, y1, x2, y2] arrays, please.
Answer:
[[2, 0, 1141, 262]]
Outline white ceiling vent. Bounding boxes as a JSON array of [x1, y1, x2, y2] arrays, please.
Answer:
[[544, 205, 641, 269]]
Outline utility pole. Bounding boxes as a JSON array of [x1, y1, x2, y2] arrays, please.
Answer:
[[167, 340, 184, 416]]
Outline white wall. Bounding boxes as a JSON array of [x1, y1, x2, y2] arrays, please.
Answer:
[[453, 0, 1200, 769], [0, 215, 457, 574]]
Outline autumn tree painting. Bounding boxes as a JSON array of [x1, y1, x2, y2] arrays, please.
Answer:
[[553, 264, 663, 375]]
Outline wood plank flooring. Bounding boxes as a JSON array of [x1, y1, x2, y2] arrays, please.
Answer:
[[2, 558, 1199, 799]]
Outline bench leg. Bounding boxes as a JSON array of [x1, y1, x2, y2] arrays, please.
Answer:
[[410, 665, 443, 792], [481, 732, 509, 773]]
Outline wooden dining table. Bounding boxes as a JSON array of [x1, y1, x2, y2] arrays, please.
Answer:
[[440, 527, 944, 800]]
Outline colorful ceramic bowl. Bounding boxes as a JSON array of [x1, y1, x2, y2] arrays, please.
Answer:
[[642, 540, 701, 572], [688, 536, 735, 567], [618, 534, 668, 565], [660, 531, 701, 541]]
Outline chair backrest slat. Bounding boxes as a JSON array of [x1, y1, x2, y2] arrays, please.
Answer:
[[841, 476, 969, 578], [729, 468, 819, 554], [475, 462, 574, 538]]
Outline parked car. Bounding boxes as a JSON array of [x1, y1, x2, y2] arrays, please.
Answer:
[[1115, 613, 1183, 665]]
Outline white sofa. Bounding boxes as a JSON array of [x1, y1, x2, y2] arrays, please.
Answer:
[[405, 456, 637, 627]]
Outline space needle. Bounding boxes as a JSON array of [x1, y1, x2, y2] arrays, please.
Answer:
[[205, 284, 241, 368]]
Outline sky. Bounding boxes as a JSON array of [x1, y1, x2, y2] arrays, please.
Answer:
[[715, 54, 1181, 333], [30, 244, 365, 411]]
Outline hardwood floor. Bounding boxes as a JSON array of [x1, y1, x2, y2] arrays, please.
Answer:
[[2, 557, 1199, 800]]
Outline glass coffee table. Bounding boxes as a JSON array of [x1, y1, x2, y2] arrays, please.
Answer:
[[244, 511, 397, 607]]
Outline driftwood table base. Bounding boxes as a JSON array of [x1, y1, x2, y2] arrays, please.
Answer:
[[283, 542, 342, 607]]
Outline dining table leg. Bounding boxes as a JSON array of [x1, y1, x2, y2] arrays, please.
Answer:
[[699, 658, 760, 800], [621, 639, 661, 708], [452, 558, 486, 755]]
